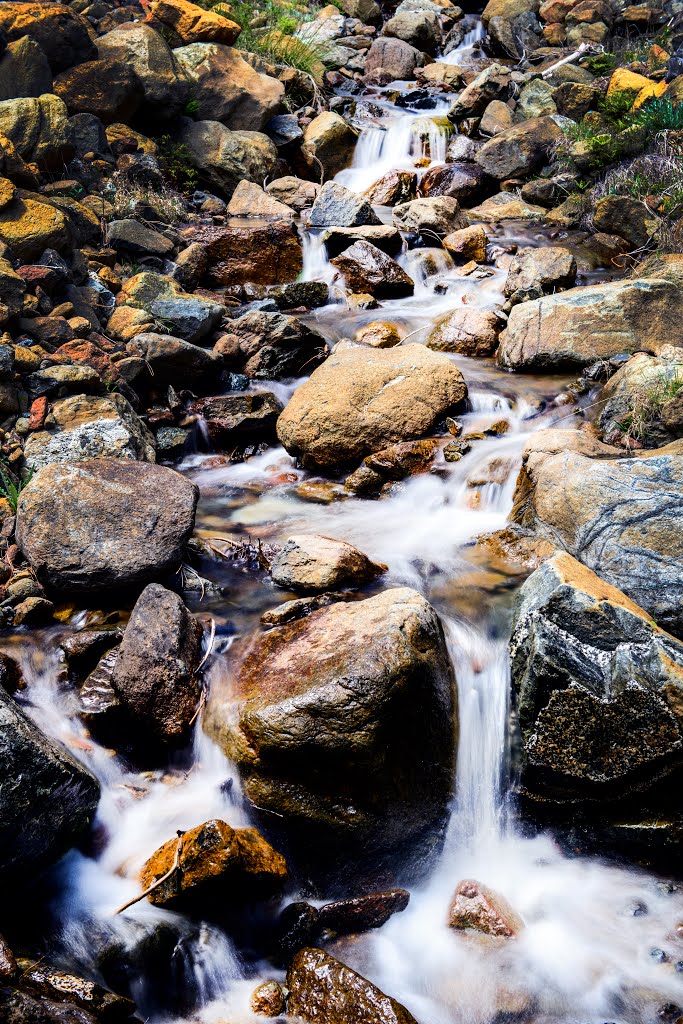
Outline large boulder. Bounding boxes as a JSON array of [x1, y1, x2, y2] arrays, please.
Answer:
[[271, 534, 386, 593], [288, 948, 418, 1024], [192, 221, 302, 287], [309, 181, 380, 228], [0, 687, 99, 880], [503, 246, 577, 304], [0, 36, 53, 101], [302, 111, 358, 179], [0, 3, 97, 73], [0, 197, 69, 261], [125, 331, 219, 387], [277, 343, 466, 470], [150, 0, 241, 45], [364, 36, 425, 80], [511, 551, 683, 804], [53, 59, 144, 125], [205, 588, 456, 856], [475, 115, 563, 179], [111, 583, 203, 748], [498, 256, 683, 370], [23, 393, 156, 470], [174, 42, 283, 131], [592, 194, 659, 250], [427, 307, 502, 357], [0, 93, 72, 170], [96, 22, 190, 118], [383, 7, 440, 54], [178, 118, 278, 197], [119, 272, 225, 343], [510, 429, 683, 632], [16, 460, 198, 594], [448, 63, 511, 120], [393, 196, 467, 240], [330, 240, 414, 299], [215, 310, 327, 379], [418, 162, 490, 205]]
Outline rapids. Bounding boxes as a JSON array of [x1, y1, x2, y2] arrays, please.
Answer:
[[5, 26, 683, 1024]]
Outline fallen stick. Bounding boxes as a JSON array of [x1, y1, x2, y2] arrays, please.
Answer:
[[114, 831, 185, 915], [541, 42, 590, 78]]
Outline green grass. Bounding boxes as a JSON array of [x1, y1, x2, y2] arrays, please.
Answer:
[[615, 365, 683, 444], [0, 468, 33, 513], [227, 0, 332, 86]]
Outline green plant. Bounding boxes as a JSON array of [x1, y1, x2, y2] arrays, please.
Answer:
[[632, 95, 683, 134], [227, 0, 331, 86], [183, 97, 200, 117], [0, 468, 33, 513], [583, 52, 618, 75], [615, 365, 683, 444], [154, 136, 199, 194]]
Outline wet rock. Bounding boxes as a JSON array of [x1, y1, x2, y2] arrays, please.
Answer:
[[504, 246, 577, 304], [139, 818, 287, 911], [364, 36, 425, 80], [0, 36, 52, 102], [12, 596, 54, 625], [302, 111, 358, 179], [271, 534, 386, 593], [310, 181, 381, 228], [510, 429, 683, 632], [330, 240, 414, 299], [449, 63, 511, 120], [318, 889, 410, 935], [0, 3, 97, 74], [126, 331, 218, 388], [427, 307, 502, 357], [190, 392, 282, 447], [511, 551, 683, 800], [277, 342, 466, 469], [17, 459, 198, 594], [151, 0, 241, 45], [267, 176, 320, 213], [365, 170, 417, 206], [467, 192, 547, 222], [418, 161, 490, 205], [0, 935, 16, 979], [174, 42, 283, 131], [79, 647, 122, 743], [443, 224, 488, 262], [53, 59, 143, 125], [0, 256, 26, 317], [13, 959, 135, 1021], [321, 225, 403, 258], [111, 583, 202, 747], [393, 196, 467, 239], [475, 115, 563, 180], [598, 353, 683, 447], [227, 180, 294, 219], [287, 948, 418, 1024], [448, 879, 523, 937], [120, 272, 225, 343], [0, 685, 99, 879], [178, 119, 278, 198], [97, 22, 189, 119], [193, 220, 302, 287], [499, 256, 683, 370], [593, 194, 659, 249], [205, 588, 456, 855], [354, 321, 402, 347], [251, 980, 286, 1017], [215, 309, 327, 379]]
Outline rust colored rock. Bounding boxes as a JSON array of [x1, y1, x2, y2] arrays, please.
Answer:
[[139, 818, 287, 910], [28, 395, 47, 431], [365, 170, 417, 206], [0, 3, 97, 73], [448, 879, 523, 937], [194, 221, 302, 287], [53, 59, 144, 124], [251, 980, 286, 1017]]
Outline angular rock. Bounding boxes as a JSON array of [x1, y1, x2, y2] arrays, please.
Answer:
[[0, 93, 72, 170], [206, 588, 456, 854], [593, 194, 659, 249], [0, 3, 97, 73], [384, 7, 440, 54], [151, 0, 241, 45], [277, 342, 466, 469], [475, 115, 563, 179], [393, 196, 467, 239], [227, 180, 294, 219], [215, 310, 327, 379], [442, 224, 488, 262], [365, 170, 416, 206], [24, 393, 156, 470], [17, 459, 198, 593], [448, 879, 523, 937], [267, 176, 320, 213], [330, 240, 414, 298], [97, 22, 189, 118], [189, 391, 283, 446], [427, 307, 501, 356], [449, 63, 511, 120], [53, 59, 143, 125], [364, 36, 425, 80], [598, 353, 683, 448], [317, 889, 410, 935], [310, 181, 380, 228], [107, 219, 175, 259], [0, 36, 52, 102], [504, 246, 577, 304], [418, 161, 490, 205], [178, 119, 278, 197], [302, 111, 358, 179], [126, 331, 218, 387], [194, 220, 302, 287], [271, 534, 386, 593], [321, 225, 403, 258], [0, 197, 69, 262], [120, 271, 225, 343], [140, 818, 287, 910], [111, 583, 202, 747]]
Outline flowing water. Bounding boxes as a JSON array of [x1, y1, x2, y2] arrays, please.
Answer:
[[6, 31, 683, 1024]]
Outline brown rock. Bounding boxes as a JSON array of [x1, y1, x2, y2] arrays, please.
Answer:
[[354, 321, 402, 347], [251, 981, 286, 1017], [475, 115, 563, 180], [427, 307, 501, 356], [0, 197, 69, 262], [318, 889, 410, 935], [270, 534, 387, 593], [330, 240, 414, 299], [227, 179, 294, 219], [214, 309, 327, 379], [0, 3, 97, 73], [442, 225, 488, 262], [194, 221, 302, 287], [302, 111, 358, 179], [53, 59, 143, 124], [365, 169, 417, 206], [448, 879, 523, 937], [151, 0, 241, 45]]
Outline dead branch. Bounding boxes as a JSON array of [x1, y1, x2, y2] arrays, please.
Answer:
[[114, 831, 185, 915]]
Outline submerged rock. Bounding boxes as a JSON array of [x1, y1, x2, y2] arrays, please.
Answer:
[[17, 460, 198, 594], [277, 343, 466, 470], [189, 391, 282, 447], [270, 534, 387, 593], [139, 818, 287, 911], [427, 307, 502, 357], [205, 588, 456, 857]]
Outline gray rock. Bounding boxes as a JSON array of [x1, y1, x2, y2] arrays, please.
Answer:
[[321, 225, 403, 257], [330, 239, 414, 298], [271, 534, 386, 593], [448, 63, 510, 120], [0, 93, 72, 171], [107, 219, 175, 259], [215, 310, 327, 379], [0, 35, 52, 101], [364, 36, 425, 80], [126, 331, 218, 386], [475, 115, 563, 180], [503, 246, 577, 305], [393, 196, 467, 238], [178, 118, 278, 197], [188, 391, 283, 446], [383, 8, 441, 54], [309, 181, 381, 228], [121, 271, 225, 343], [0, 3, 97, 73]]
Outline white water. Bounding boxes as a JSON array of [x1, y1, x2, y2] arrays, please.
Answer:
[[6, 26, 683, 1024]]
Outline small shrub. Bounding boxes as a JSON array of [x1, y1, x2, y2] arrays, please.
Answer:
[[104, 176, 187, 223], [183, 96, 200, 118], [154, 136, 199, 194], [615, 365, 683, 444], [632, 95, 683, 134], [583, 52, 618, 75], [0, 467, 33, 513], [594, 151, 683, 219]]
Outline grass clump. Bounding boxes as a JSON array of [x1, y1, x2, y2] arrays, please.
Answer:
[[0, 467, 33, 513], [227, 0, 332, 86], [104, 176, 187, 223], [154, 136, 199, 194], [615, 364, 683, 445], [593, 150, 683, 219]]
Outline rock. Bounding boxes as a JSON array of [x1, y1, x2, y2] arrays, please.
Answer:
[[467, 192, 547, 222], [418, 161, 490, 205], [174, 42, 283, 131], [504, 246, 577, 304], [9, 961, 134, 1020], [0, 3, 97, 73], [511, 551, 683, 801], [475, 115, 563, 179], [510, 431, 683, 632], [364, 36, 425, 80], [383, 8, 440, 54], [302, 111, 358, 179], [442, 224, 487, 262], [207, 587, 455, 856], [17, 459, 198, 594], [597, 353, 683, 447], [448, 879, 523, 937], [0, 93, 72, 170], [0, 36, 52, 102], [341, 0, 382, 23], [267, 176, 320, 213], [215, 310, 327, 379], [0, 197, 69, 262], [354, 321, 402, 347], [393, 196, 467, 239], [53, 59, 143, 125], [139, 819, 287, 911], [365, 170, 416, 206], [499, 256, 683, 370], [24, 393, 156, 470], [482, 0, 539, 25], [321, 225, 403, 258], [309, 181, 380, 228], [271, 534, 386, 593], [178, 119, 278, 197], [330, 240, 414, 298], [126, 331, 218, 387], [151, 0, 241, 45], [449, 63, 511, 120], [189, 391, 282, 446], [227, 180, 294, 219], [427, 307, 501, 356], [287, 948, 418, 1024], [194, 220, 302, 287], [554, 80, 599, 119], [111, 583, 202, 747], [593, 195, 659, 249], [517, 78, 557, 118], [251, 981, 286, 1017], [0, 256, 26, 316], [277, 342, 466, 469], [120, 272, 224, 343], [0, 935, 15, 979], [107, 219, 175, 259], [0, 686, 99, 879], [97, 22, 189, 118], [318, 889, 410, 935]]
